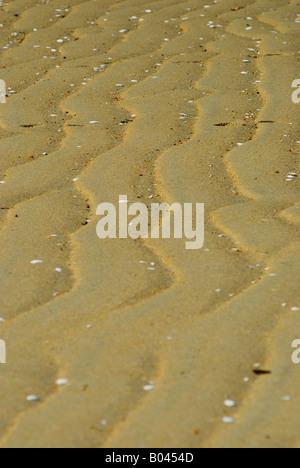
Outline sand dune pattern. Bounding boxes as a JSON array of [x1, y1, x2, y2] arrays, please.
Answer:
[[0, 0, 299, 448]]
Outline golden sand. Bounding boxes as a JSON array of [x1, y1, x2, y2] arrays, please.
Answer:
[[0, 0, 299, 448]]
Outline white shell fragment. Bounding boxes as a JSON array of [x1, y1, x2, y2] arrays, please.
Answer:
[[56, 378, 68, 386], [143, 384, 155, 391], [26, 395, 40, 402], [224, 399, 236, 408], [222, 416, 236, 424]]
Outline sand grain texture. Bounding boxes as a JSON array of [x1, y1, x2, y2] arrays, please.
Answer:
[[0, 0, 299, 448]]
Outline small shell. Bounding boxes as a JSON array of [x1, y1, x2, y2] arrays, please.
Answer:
[[26, 395, 40, 402], [224, 399, 236, 408], [56, 378, 68, 386], [222, 416, 235, 424]]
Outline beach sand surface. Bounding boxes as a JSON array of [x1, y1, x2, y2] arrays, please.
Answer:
[[0, 0, 299, 448]]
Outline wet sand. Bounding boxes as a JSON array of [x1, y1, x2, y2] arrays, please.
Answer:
[[0, 0, 299, 448]]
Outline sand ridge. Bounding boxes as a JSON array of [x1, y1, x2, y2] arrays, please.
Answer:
[[0, 0, 298, 448]]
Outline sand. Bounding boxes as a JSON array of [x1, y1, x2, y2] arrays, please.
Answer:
[[0, 0, 299, 449]]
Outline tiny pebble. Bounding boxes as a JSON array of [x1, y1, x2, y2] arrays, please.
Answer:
[[56, 378, 68, 386], [26, 395, 40, 402], [224, 399, 236, 408], [222, 416, 235, 424], [143, 384, 155, 391]]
